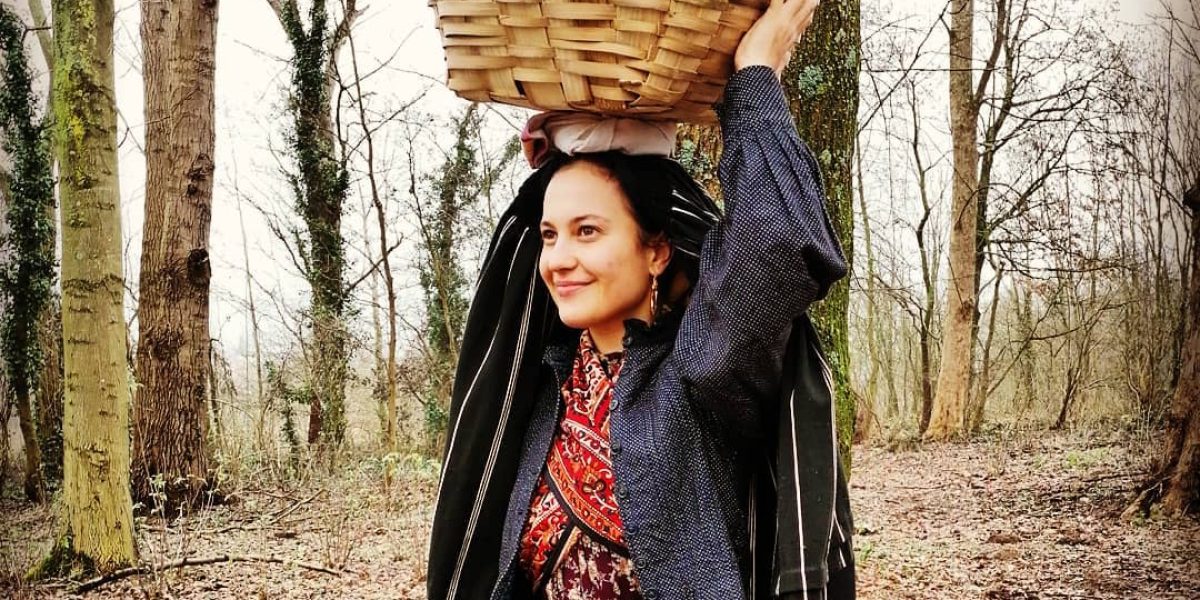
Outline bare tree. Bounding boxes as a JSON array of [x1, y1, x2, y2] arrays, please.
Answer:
[[131, 0, 221, 512], [926, 0, 989, 440], [343, 21, 401, 455]]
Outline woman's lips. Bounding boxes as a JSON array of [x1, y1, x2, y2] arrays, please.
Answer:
[[555, 282, 590, 296]]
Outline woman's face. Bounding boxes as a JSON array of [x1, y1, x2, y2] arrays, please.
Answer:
[[539, 161, 671, 332]]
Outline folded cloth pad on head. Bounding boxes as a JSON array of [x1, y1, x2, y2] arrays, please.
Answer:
[[520, 111, 679, 168]]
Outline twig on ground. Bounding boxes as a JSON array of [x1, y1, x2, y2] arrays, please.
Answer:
[[72, 553, 345, 593], [269, 489, 326, 523], [1080, 471, 1136, 484]]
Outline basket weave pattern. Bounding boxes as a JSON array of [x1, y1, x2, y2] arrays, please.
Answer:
[[431, 0, 768, 122]]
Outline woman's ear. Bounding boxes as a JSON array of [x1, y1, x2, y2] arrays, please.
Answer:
[[647, 235, 673, 276]]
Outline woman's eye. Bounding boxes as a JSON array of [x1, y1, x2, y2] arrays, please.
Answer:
[[578, 225, 598, 237], [540, 230, 556, 243]]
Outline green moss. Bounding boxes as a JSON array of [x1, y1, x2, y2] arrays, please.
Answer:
[[795, 66, 827, 101], [27, 533, 96, 581]]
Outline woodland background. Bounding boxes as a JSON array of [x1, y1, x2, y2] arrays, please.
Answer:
[[0, 0, 1197, 597]]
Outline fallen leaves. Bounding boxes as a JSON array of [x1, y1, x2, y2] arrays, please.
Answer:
[[0, 430, 1196, 598]]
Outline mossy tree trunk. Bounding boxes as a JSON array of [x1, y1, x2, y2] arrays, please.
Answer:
[[0, 5, 57, 503], [782, 0, 860, 466], [19, 0, 66, 495], [0, 167, 9, 494], [131, 0, 219, 512], [675, 122, 722, 202], [418, 105, 480, 449], [36, 0, 137, 576], [269, 0, 355, 453]]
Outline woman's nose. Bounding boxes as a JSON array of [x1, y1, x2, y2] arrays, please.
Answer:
[[542, 239, 577, 272]]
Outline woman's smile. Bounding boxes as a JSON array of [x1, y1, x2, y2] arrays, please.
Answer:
[[554, 280, 592, 296]]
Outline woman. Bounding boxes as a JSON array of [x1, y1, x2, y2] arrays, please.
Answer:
[[428, 0, 855, 598]]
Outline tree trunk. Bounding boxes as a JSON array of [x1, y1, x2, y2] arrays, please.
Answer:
[[236, 198, 268, 453], [346, 29, 399, 455], [131, 0, 220, 512], [970, 265, 1004, 433], [855, 135, 882, 440], [0, 181, 44, 502], [0, 166, 42, 504], [14, 384, 43, 500], [0, 369, 9, 494], [1016, 283, 1036, 419], [0, 167, 9, 494], [273, 0, 355, 452], [1162, 240, 1199, 514], [909, 83, 939, 437], [417, 105, 477, 448], [783, 0, 860, 464], [22, 0, 66, 492], [926, 0, 981, 441], [37, 298, 64, 489], [1128, 186, 1200, 517], [35, 0, 137, 575], [1, 4, 60, 504], [674, 123, 722, 203]]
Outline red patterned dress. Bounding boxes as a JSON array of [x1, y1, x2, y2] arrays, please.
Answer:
[[518, 330, 642, 599]]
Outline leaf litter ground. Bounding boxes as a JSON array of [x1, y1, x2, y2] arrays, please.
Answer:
[[1, 431, 1196, 598]]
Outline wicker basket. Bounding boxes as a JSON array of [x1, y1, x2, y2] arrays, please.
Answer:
[[430, 0, 768, 123]]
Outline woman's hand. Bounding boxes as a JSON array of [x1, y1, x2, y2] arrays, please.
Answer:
[[733, 0, 821, 78]]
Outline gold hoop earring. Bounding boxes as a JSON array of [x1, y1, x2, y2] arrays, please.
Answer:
[[650, 274, 659, 321]]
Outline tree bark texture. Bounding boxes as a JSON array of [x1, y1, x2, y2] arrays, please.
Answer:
[[674, 123, 722, 202], [782, 0, 860, 464], [37, 298, 64, 488], [1159, 187, 1199, 514], [926, 0, 981, 441], [132, 0, 219, 511], [50, 0, 137, 572]]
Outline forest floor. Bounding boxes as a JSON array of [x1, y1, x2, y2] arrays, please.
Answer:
[[1, 430, 1197, 599]]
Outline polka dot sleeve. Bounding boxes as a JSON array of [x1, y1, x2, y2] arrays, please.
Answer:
[[672, 65, 849, 441]]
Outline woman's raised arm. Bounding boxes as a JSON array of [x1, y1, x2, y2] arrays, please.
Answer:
[[672, 62, 847, 442]]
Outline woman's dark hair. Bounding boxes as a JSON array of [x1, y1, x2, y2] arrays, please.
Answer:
[[557, 152, 674, 245], [517, 150, 713, 318]]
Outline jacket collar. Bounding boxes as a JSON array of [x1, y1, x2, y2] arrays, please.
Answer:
[[543, 308, 683, 373]]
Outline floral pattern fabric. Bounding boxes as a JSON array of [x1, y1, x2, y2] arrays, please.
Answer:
[[518, 330, 641, 598]]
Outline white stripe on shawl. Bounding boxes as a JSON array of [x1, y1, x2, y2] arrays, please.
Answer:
[[749, 474, 757, 599], [670, 191, 719, 221], [781, 387, 809, 598], [435, 218, 524, 501], [816, 344, 841, 571]]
